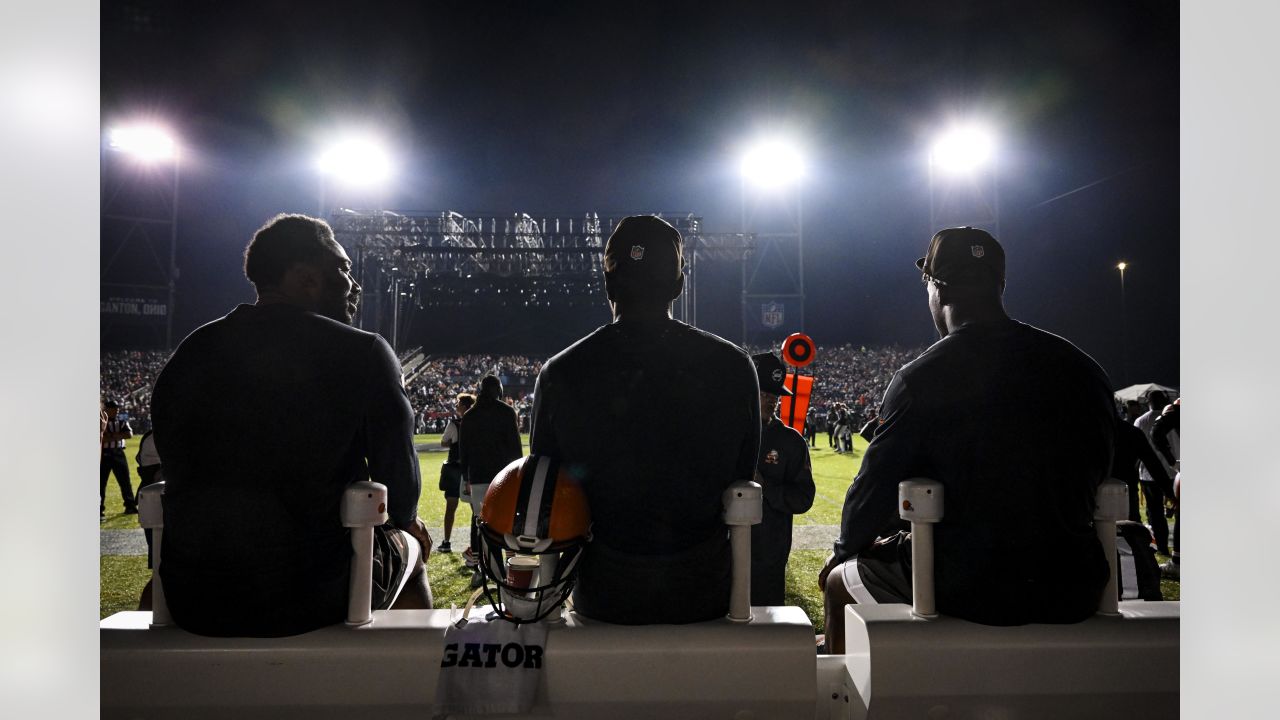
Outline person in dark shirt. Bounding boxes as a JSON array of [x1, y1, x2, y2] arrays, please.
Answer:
[[750, 351, 816, 606], [1112, 412, 1173, 523], [458, 374, 523, 587], [818, 227, 1115, 653], [531, 215, 760, 624], [151, 213, 433, 637]]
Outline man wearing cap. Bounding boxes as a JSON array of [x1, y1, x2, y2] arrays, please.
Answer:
[[818, 227, 1115, 652], [750, 351, 816, 606], [100, 398, 137, 518], [530, 215, 760, 624]]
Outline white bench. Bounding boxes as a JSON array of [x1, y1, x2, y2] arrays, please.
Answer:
[[102, 480, 817, 719], [819, 478, 1180, 719], [101, 478, 1178, 719]]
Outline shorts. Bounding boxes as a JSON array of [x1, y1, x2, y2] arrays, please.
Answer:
[[439, 463, 464, 498], [838, 530, 913, 606], [371, 524, 422, 610]]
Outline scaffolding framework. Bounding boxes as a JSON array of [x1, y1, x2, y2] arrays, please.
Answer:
[[329, 210, 754, 350]]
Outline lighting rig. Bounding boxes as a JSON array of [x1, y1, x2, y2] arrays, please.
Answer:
[[330, 210, 754, 348]]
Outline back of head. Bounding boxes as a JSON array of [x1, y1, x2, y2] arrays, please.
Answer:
[[479, 375, 503, 400], [457, 392, 476, 412], [243, 213, 339, 290], [1147, 390, 1170, 412], [602, 215, 684, 308], [916, 226, 1006, 302]]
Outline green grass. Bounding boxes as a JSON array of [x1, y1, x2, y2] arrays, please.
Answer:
[[100, 431, 1179, 627]]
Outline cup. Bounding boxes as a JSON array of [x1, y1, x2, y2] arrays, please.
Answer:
[[506, 554, 539, 590]]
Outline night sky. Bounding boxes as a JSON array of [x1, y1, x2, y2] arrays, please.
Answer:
[[101, 0, 1179, 388]]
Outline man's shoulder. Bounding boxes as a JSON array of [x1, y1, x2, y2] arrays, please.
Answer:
[[539, 324, 611, 374]]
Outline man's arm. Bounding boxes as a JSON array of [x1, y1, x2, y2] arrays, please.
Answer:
[[830, 372, 922, 561], [441, 419, 458, 448], [736, 355, 762, 485], [1151, 412, 1179, 468], [528, 368, 559, 457], [363, 336, 422, 530], [1132, 424, 1174, 496]]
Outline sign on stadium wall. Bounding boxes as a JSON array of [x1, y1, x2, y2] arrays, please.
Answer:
[[744, 294, 802, 339], [101, 290, 168, 324]]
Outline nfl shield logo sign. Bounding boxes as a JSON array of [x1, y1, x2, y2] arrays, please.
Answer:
[[761, 302, 784, 329]]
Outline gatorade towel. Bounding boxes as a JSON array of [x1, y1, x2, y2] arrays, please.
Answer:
[[779, 373, 813, 434], [433, 614, 549, 716]]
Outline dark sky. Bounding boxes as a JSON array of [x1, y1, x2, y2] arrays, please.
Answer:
[[101, 0, 1179, 388]]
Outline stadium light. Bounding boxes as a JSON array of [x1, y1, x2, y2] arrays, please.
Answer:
[[103, 123, 181, 348], [106, 124, 177, 162], [739, 137, 806, 190], [929, 124, 996, 176], [317, 135, 394, 187]]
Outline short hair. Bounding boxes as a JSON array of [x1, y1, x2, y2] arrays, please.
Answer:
[[478, 375, 503, 400], [456, 392, 476, 410], [1147, 390, 1170, 410], [243, 213, 340, 289]]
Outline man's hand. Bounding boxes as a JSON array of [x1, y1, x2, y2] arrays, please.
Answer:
[[405, 517, 433, 560], [818, 551, 841, 592]]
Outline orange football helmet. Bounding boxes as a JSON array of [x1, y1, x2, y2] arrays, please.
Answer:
[[477, 455, 591, 623]]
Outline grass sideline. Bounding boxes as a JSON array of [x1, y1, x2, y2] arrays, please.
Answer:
[[99, 433, 1178, 628]]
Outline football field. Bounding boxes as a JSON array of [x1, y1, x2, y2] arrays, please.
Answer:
[[99, 432, 1178, 631]]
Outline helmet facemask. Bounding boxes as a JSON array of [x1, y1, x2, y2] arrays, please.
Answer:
[[476, 455, 591, 625]]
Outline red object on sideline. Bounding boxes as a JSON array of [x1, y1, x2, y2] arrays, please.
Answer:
[[780, 373, 813, 434]]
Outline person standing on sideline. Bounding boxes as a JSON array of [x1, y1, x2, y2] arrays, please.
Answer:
[[100, 398, 137, 518], [458, 374, 522, 586], [1134, 390, 1174, 555], [437, 392, 475, 553], [750, 351, 816, 605]]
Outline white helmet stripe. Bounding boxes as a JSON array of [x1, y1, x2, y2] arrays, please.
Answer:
[[521, 455, 553, 538]]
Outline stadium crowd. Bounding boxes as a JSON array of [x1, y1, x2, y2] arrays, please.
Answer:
[[103, 343, 921, 437], [100, 350, 172, 431]]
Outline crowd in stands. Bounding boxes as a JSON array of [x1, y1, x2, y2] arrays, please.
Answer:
[[101, 343, 922, 437], [100, 350, 172, 432], [404, 353, 541, 433]]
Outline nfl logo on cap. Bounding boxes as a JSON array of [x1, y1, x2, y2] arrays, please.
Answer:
[[630, 245, 645, 261], [971, 245, 985, 258]]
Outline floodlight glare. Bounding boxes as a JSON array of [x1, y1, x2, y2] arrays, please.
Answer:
[[317, 136, 393, 186], [107, 125, 177, 161], [740, 138, 806, 189], [931, 124, 995, 175], [1116, 262, 1128, 271]]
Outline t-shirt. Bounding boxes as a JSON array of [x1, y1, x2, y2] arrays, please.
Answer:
[[151, 303, 421, 637], [458, 398, 522, 487], [531, 316, 759, 624], [834, 318, 1115, 626]]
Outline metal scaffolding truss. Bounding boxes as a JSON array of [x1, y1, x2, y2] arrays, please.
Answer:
[[332, 209, 751, 287], [329, 210, 754, 348]]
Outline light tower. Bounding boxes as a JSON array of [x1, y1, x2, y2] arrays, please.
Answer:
[[928, 122, 1000, 237], [739, 135, 806, 348], [101, 123, 181, 350]]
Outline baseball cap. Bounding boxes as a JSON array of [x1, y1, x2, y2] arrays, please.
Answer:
[[103, 399, 120, 409], [751, 352, 794, 396], [916, 227, 1005, 286], [603, 215, 684, 290]]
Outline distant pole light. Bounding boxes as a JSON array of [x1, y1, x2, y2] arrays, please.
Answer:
[[107, 125, 177, 161], [317, 135, 393, 186], [930, 124, 996, 176], [740, 137, 806, 190], [1117, 261, 1128, 272]]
